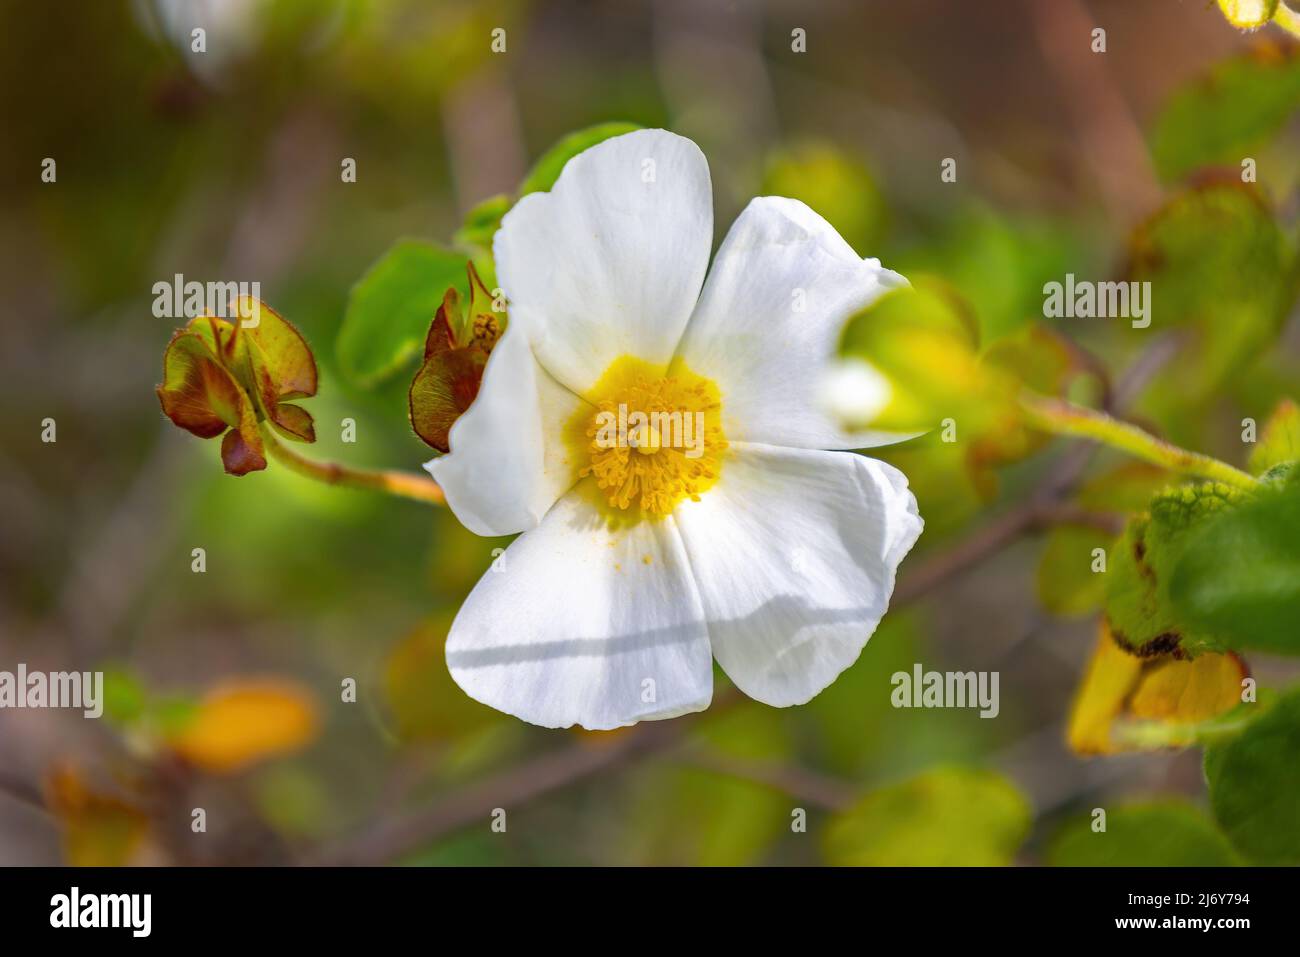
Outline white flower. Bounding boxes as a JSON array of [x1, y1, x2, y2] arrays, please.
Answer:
[[426, 129, 923, 730]]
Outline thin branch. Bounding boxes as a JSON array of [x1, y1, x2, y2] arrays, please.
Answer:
[[1020, 392, 1258, 489], [0, 770, 47, 815], [261, 426, 446, 506], [313, 720, 689, 865], [679, 748, 857, 811]]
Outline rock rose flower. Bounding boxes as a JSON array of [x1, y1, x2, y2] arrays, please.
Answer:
[[427, 129, 923, 730]]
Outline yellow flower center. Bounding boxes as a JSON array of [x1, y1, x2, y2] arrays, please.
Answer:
[[568, 356, 727, 517]]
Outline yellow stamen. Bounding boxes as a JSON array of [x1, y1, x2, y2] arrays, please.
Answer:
[[567, 355, 727, 518]]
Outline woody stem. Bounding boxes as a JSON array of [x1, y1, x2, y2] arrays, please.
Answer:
[[259, 426, 445, 506]]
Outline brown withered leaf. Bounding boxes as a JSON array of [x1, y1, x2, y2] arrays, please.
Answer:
[[409, 261, 506, 453], [45, 765, 152, 867], [220, 420, 266, 476], [157, 299, 319, 475], [424, 288, 461, 358], [410, 347, 488, 452], [231, 296, 318, 399], [156, 330, 245, 439], [229, 297, 318, 444]]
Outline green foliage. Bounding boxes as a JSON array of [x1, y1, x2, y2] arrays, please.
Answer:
[[627, 705, 792, 865], [453, 194, 511, 260], [762, 142, 886, 253], [1038, 526, 1112, 617], [1170, 476, 1300, 654], [893, 206, 1087, 343], [517, 122, 642, 196], [384, 614, 506, 742], [1128, 182, 1292, 436], [839, 276, 1086, 507], [1037, 465, 1169, 618], [1205, 688, 1300, 863], [823, 767, 1030, 866], [1248, 398, 1300, 474], [803, 614, 997, 777], [336, 239, 470, 389], [838, 279, 980, 434], [1048, 802, 1240, 866], [337, 124, 642, 395], [1151, 43, 1300, 181], [100, 668, 147, 725], [1105, 482, 1248, 656]]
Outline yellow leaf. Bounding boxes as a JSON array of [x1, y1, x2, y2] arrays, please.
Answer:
[[44, 766, 151, 867], [1067, 624, 1143, 755], [1068, 621, 1248, 755], [167, 680, 319, 774], [1128, 654, 1247, 723]]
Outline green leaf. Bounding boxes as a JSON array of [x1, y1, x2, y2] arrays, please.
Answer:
[[453, 194, 510, 253], [1037, 465, 1170, 618], [1048, 801, 1240, 866], [1128, 182, 1286, 332], [1150, 44, 1300, 182], [1205, 687, 1300, 864], [1170, 479, 1300, 654], [823, 767, 1030, 866], [517, 122, 642, 196], [1127, 183, 1290, 431], [100, 668, 147, 725], [1038, 525, 1112, 617], [892, 205, 1086, 343], [337, 240, 469, 389], [1248, 398, 1300, 475], [1105, 482, 1247, 657]]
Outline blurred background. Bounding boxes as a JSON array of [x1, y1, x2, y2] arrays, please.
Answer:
[[2, 0, 1298, 866]]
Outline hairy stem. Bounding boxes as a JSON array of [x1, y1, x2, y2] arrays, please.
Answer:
[[1019, 392, 1258, 490], [260, 426, 445, 506]]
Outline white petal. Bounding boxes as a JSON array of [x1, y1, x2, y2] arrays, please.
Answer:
[[445, 483, 714, 730], [674, 196, 911, 449], [494, 129, 713, 396], [674, 443, 922, 707], [426, 327, 586, 537]]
